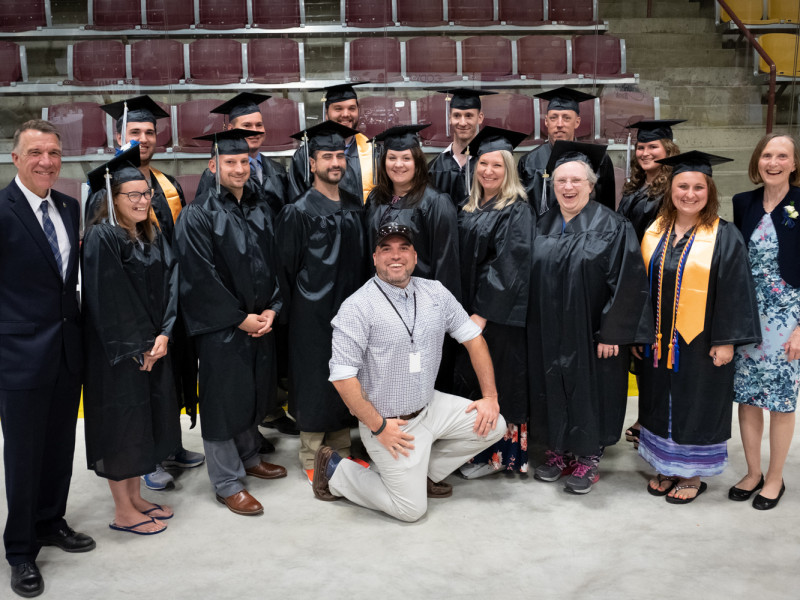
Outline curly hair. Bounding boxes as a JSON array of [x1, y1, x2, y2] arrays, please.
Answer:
[[622, 138, 680, 199], [655, 172, 719, 233], [371, 145, 430, 206]]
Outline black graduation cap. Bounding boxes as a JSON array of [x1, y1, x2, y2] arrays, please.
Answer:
[[291, 121, 360, 184], [193, 128, 261, 156], [535, 87, 596, 114], [313, 82, 369, 118], [545, 140, 607, 176], [210, 93, 271, 121], [100, 95, 170, 136], [656, 150, 733, 177], [373, 124, 430, 151], [629, 119, 686, 143], [375, 222, 415, 248], [86, 143, 143, 195], [463, 126, 528, 158], [437, 88, 497, 111]]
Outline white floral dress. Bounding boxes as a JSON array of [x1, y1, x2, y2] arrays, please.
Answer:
[[734, 213, 800, 412]]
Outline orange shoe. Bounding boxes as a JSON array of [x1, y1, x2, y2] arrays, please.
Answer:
[[304, 469, 314, 485]]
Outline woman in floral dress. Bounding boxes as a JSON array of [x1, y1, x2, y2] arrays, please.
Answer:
[[731, 134, 800, 510]]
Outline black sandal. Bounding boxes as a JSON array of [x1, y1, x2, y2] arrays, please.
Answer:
[[625, 425, 640, 448]]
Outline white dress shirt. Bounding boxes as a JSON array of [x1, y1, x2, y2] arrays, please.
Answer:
[[16, 175, 70, 279]]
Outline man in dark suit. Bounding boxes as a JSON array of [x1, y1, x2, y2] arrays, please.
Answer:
[[0, 120, 94, 598]]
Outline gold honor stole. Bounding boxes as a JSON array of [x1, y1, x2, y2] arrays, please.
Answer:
[[355, 133, 374, 204], [641, 217, 719, 368], [148, 168, 183, 228]]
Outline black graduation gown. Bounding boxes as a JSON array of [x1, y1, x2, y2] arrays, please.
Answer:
[[427, 148, 477, 208], [518, 142, 616, 215], [82, 223, 180, 480], [527, 201, 653, 456], [365, 186, 461, 300], [288, 142, 365, 202], [638, 221, 761, 445], [174, 185, 282, 441], [195, 155, 287, 216], [454, 198, 533, 422], [275, 188, 367, 432], [617, 186, 663, 243]]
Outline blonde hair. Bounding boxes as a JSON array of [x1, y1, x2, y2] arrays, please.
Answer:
[[463, 150, 527, 213]]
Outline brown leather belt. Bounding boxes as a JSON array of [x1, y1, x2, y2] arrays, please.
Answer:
[[392, 407, 424, 421]]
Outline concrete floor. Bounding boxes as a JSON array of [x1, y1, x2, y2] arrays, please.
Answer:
[[1, 396, 799, 600]]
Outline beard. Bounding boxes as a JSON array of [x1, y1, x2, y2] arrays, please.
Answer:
[[315, 166, 344, 185]]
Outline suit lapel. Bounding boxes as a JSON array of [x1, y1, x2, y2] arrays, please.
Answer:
[[8, 181, 63, 279]]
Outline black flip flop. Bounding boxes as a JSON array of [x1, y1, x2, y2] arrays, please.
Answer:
[[666, 481, 708, 505], [647, 474, 678, 497]]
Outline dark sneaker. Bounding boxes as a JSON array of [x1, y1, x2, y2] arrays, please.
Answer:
[[534, 450, 574, 482], [564, 457, 600, 494]]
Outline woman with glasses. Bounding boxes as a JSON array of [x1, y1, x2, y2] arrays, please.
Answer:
[[82, 146, 180, 535], [527, 141, 652, 494], [454, 127, 533, 478]]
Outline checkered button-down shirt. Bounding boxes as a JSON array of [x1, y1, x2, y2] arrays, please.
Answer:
[[329, 276, 481, 418]]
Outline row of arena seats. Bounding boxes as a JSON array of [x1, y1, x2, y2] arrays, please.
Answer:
[[0, 0, 600, 32], [0, 35, 633, 88], [717, 0, 799, 28], [754, 33, 800, 78], [39, 90, 659, 157]]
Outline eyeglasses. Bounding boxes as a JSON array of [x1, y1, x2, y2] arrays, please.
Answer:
[[117, 189, 153, 202], [553, 178, 588, 188]]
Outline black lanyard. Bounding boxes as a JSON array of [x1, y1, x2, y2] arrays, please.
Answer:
[[374, 280, 416, 344]]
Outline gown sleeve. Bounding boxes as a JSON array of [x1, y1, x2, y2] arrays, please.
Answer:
[[173, 204, 247, 335], [157, 234, 179, 339], [82, 225, 157, 366], [274, 202, 307, 301], [425, 190, 462, 301], [595, 153, 617, 212], [709, 221, 762, 346], [472, 201, 533, 327], [597, 219, 654, 345]]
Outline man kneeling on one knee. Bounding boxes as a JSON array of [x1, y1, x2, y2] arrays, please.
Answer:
[[312, 222, 506, 522]]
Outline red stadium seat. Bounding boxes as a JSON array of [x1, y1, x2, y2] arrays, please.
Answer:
[[498, 0, 545, 24], [358, 96, 413, 139], [345, 0, 393, 27], [175, 99, 226, 153], [600, 89, 656, 143], [152, 100, 173, 152], [253, 0, 302, 28], [145, 1, 194, 30], [406, 37, 458, 84], [247, 39, 302, 84], [550, 0, 596, 22], [462, 36, 515, 81], [130, 39, 184, 85], [539, 97, 596, 141], [348, 37, 403, 84], [67, 41, 127, 86], [397, 1, 446, 26], [572, 35, 628, 78], [416, 94, 450, 148], [176, 174, 202, 204], [481, 93, 537, 145], [46, 102, 109, 156], [260, 97, 301, 151], [449, 0, 498, 26], [0, 41, 23, 86], [518, 36, 569, 79], [187, 39, 244, 85], [0, 0, 47, 32], [51, 178, 84, 202], [90, 0, 142, 29], [198, 0, 248, 29]]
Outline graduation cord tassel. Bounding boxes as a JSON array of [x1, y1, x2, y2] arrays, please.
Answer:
[[120, 101, 128, 147], [666, 230, 696, 372], [646, 231, 668, 364], [625, 132, 631, 182], [105, 167, 117, 227]]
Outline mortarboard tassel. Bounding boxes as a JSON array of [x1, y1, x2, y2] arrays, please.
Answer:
[[214, 141, 220, 194], [105, 168, 117, 227], [321, 95, 327, 122], [464, 148, 471, 196], [303, 132, 310, 184], [445, 94, 451, 138], [540, 173, 549, 215], [372, 139, 378, 186], [625, 132, 632, 182], [120, 101, 128, 147]]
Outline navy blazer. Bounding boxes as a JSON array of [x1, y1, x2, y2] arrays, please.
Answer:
[[0, 179, 82, 389], [732, 185, 800, 288]]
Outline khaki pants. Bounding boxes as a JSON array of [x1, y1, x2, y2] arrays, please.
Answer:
[[299, 428, 351, 470], [329, 391, 506, 522]]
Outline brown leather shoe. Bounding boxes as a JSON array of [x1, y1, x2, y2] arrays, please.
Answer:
[[312, 446, 340, 501], [427, 477, 453, 498], [216, 490, 263, 516], [245, 461, 287, 480]]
